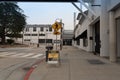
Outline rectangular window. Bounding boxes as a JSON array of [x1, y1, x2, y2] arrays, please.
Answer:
[[83, 38, 88, 47], [24, 34, 30, 36], [32, 34, 37, 36], [33, 27, 36, 32], [40, 27, 44, 31], [25, 28, 29, 32], [24, 39, 30, 41], [77, 39, 80, 45], [39, 34, 45, 36], [39, 39, 45, 43], [49, 27, 52, 31], [46, 39, 52, 43]]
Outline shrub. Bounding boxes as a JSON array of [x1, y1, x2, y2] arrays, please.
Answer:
[[7, 39, 14, 44]]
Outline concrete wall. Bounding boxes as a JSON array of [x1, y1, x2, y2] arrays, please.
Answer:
[[108, 0, 120, 11], [89, 0, 101, 17], [115, 6, 120, 57], [99, 0, 109, 57]]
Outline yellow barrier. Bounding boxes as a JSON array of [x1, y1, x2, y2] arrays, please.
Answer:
[[48, 53, 59, 59]]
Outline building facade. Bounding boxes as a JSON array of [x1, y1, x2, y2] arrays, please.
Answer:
[[23, 24, 62, 48], [74, 0, 120, 62]]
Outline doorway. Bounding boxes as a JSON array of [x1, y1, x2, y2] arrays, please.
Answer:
[[94, 21, 100, 54], [116, 18, 120, 57]]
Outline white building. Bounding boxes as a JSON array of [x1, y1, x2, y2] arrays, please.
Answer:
[[74, 0, 120, 62], [23, 24, 62, 49]]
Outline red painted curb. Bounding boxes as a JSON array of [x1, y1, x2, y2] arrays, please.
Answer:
[[24, 58, 45, 80], [24, 67, 34, 80]]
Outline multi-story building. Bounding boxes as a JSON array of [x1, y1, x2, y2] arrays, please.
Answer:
[[23, 24, 62, 49], [73, 0, 120, 62]]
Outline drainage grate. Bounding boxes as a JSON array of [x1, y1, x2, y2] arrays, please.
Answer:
[[87, 59, 105, 65]]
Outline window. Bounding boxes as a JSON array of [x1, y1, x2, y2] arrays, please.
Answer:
[[24, 39, 30, 41], [32, 34, 37, 36], [25, 28, 29, 32], [33, 27, 36, 32], [83, 38, 88, 47], [39, 34, 45, 36], [24, 34, 30, 36], [40, 27, 44, 31], [39, 39, 45, 43], [77, 39, 80, 45], [49, 27, 52, 31], [46, 39, 52, 43]]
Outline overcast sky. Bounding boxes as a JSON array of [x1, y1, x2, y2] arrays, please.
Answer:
[[18, 2, 81, 30]]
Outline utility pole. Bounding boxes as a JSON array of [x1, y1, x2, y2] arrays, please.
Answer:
[[74, 12, 76, 29], [37, 30, 39, 47], [45, 28, 48, 46]]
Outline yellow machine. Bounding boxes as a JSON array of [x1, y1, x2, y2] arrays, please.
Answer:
[[47, 50, 60, 64], [45, 21, 62, 66]]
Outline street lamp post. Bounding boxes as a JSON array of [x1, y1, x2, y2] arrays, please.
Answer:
[[37, 31, 40, 47], [45, 28, 48, 46]]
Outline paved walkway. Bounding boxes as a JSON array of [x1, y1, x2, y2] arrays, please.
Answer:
[[29, 46, 120, 80]]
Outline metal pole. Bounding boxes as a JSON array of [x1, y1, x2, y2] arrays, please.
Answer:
[[45, 28, 47, 46], [71, 2, 91, 21], [79, 0, 97, 16], [74, 12, 76, 28], [60, 19, 63, 50], [30, 30, 32, 45], [56, 35, 57, 50], [37, 31, 39, 47]]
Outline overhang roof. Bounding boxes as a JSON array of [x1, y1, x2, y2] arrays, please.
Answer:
[[77, 10, 88, 24], [75, 30, 87, 40]]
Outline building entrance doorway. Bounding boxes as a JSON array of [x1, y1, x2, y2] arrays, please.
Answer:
[[94, 21, 100, 54], [63, 39, 72, 45], [116, 18, 120, 57]]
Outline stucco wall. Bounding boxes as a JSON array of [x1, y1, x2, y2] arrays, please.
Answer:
[[108, 0, 120, 11], [99, 0, 109, 57]]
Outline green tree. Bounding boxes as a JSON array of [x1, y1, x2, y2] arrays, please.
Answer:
[[0, 2, 26, 44]]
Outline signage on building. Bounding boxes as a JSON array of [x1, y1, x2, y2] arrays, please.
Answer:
[[54, 40, 61, 43]]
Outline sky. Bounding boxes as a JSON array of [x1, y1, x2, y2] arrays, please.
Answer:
[[18, 2, 80, 30]]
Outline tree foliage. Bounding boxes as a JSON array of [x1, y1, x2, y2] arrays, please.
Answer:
[[0, 2, 26, 44]]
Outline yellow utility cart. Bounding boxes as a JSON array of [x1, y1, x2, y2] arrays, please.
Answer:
[[47, 50, 60, 64]]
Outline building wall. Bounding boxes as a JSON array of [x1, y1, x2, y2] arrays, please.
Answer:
[[89, 0, 101, 17], [23, 25, 61, 45], [108, 0, 120, 11], [74, 0, 120, 58], [114, 5, 120, 57], [99, 0, 109, 57], [74, 15, 91, 51]]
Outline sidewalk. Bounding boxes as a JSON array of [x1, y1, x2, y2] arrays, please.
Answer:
[[29, 46, 120, 80]]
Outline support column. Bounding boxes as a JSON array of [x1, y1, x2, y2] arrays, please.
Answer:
[[109, 11, 117, 62], [88, 26, 93, 52]]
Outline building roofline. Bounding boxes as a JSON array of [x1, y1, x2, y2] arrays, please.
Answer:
[[25, 24, 52, 28]]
